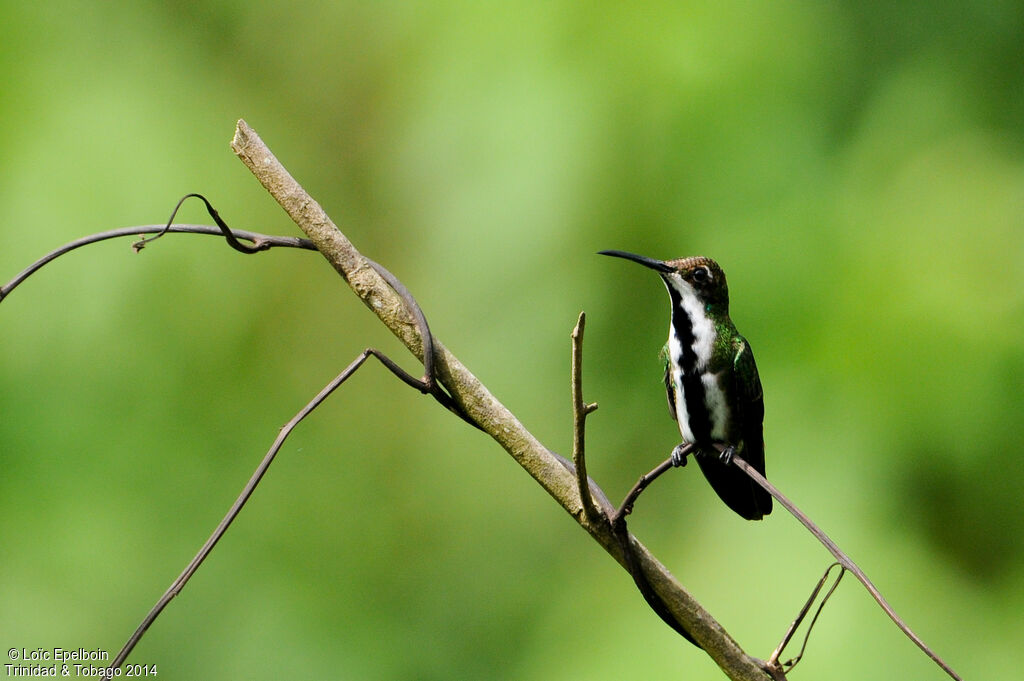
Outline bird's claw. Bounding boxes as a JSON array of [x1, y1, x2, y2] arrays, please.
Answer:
[[670, 444, 690, 467], [718, 445, 735, 465]]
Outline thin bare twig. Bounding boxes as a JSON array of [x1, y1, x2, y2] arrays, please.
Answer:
[[105, 350, 369, 677], [0, 225, 314, 303], [102, 337, 453, 678], [611, 444, 960, 680], [767, 562, 845, 674], [727, 452, 962, 681], [133, 193, 269, 254], [570, 311, 601, 524], [612, 447, 689, 523]]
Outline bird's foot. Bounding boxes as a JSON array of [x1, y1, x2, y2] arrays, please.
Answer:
[[670, 444, 691, 467], [718, 445, 735, 466]]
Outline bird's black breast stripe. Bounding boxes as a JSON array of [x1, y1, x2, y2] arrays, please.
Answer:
[[666, 285, 712, 443]]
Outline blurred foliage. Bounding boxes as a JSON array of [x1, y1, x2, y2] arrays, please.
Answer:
[[1, 2, 1022, 680]]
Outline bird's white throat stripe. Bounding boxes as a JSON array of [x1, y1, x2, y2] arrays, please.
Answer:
[[678, 286, 715, 369]]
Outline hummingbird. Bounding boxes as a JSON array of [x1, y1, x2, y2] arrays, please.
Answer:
[[600, 250, 772, 520]]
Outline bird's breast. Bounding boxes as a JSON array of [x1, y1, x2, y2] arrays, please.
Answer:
[[671, 366, 730, 444], [668, 290, 731, 444]]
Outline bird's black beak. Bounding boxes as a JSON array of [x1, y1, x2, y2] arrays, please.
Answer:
[[598, 250, 673, 273]]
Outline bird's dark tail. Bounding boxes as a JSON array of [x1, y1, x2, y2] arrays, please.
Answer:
[[695, 449, 772, 520]]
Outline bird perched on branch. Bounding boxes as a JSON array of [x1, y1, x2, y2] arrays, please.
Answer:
[[600, 250, 772, 520]]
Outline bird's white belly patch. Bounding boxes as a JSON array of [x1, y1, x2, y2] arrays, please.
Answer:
[[703, 371, 729, 440], [671, 367, 694, 442]]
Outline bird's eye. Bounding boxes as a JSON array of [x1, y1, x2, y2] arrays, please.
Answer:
[[692, 266, 711, 284]]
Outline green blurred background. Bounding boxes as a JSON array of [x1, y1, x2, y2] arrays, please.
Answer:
[[2, 2, 1021, 679]]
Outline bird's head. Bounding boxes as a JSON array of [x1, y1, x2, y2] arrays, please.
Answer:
[[599, 250, 730, 310]]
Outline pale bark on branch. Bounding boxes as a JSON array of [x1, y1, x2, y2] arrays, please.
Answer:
[[231, 119, 771, 681]]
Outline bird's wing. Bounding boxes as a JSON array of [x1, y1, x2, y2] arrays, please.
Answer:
[[732, 336, 772, 515], [733, 336, 763, 416]]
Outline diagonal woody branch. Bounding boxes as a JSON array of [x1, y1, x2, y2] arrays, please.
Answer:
[[230, 119, 770, 681]]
